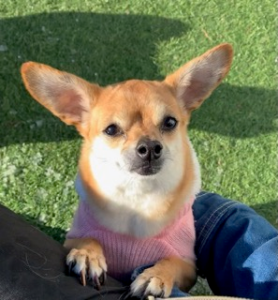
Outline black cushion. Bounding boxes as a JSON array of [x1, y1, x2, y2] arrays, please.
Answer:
[[0, 204, 127, 300]]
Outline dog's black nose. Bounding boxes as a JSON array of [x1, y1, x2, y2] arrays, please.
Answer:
[[136, 138, 163, 160]]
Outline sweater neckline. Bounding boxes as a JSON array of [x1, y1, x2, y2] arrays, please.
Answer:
[[75, 174, 195, 238]]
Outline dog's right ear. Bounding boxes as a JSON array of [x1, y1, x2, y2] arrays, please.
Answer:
[[21, 62, 101, 137], [164, 43, 233, 112]]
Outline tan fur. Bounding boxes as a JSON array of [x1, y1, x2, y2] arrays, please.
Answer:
[[64, 238, 107, 286], [131, 257, 196, 296], [77, 80, 193, 222], [21, 43, 233, 297]]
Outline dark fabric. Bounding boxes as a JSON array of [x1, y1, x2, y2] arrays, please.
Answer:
[[0, 204, 127, 300]]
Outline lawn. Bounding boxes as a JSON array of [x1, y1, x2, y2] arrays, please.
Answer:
[[0, 0, 276, 295]]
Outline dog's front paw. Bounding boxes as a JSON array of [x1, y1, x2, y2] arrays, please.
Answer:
[[66, 248, 107, 289], [130, 267, 174, 299]]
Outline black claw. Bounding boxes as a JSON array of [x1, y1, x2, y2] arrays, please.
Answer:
[[80, 270, 87, 286], [93, 275, 101, 290], [86, 273, 91, 283], [159, 290, 165, 298], [99, 272, 106, 285], [67, 261, 76, 274], [142, 292, 153, 300], [123, 290, 134, 300]]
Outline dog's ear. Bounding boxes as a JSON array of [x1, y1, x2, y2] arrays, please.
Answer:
[[164, 43, 233, 111], [21, 62, 101, 137]]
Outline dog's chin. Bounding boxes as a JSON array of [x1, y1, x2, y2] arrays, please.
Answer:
[[135, 167, 161, 176], [131, 163, 162, 176]]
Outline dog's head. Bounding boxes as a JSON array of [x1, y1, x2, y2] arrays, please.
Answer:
[[21, 44, 233, 222]]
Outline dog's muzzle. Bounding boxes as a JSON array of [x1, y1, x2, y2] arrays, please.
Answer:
[[130, 137, 164, 176]]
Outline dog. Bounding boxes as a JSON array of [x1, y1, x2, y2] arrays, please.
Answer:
[[21, 43, 233, 298]]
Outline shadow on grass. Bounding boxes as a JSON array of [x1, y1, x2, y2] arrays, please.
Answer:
[[0, 12, 276, 147], [251, 200, 278, 229], [190, 84, 276, 138], [0, 12, 189, 146], [20, 213, 67, 243]]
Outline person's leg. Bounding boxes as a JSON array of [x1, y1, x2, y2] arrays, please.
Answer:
[[0, 204, 127, 300], [193, 192, 278, 300]]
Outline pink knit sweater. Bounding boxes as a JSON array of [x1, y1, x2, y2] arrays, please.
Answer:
[[67, 195, 196, 280]]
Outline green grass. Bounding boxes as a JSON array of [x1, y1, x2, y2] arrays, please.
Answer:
[[0, 0, 277, 294]]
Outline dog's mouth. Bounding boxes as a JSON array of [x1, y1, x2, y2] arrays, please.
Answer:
[[131, 161, 162, 176]]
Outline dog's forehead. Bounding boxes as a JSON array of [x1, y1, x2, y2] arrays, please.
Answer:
[[95, 80, 180, 124]]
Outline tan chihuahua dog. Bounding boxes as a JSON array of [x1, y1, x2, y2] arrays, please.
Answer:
[[21, 44, 233, 298]]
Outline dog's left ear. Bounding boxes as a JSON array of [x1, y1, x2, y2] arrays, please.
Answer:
[[164, 43, 233, 111]]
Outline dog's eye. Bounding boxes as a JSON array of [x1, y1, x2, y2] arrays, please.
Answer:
[[161, 117, 178, 131], [104, 124, 122, 136]]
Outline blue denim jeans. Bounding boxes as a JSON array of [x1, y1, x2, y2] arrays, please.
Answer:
[[132, 192, 278, 300]]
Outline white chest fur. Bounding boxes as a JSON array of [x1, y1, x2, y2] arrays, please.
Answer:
[[84, 136, 200, 237]]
